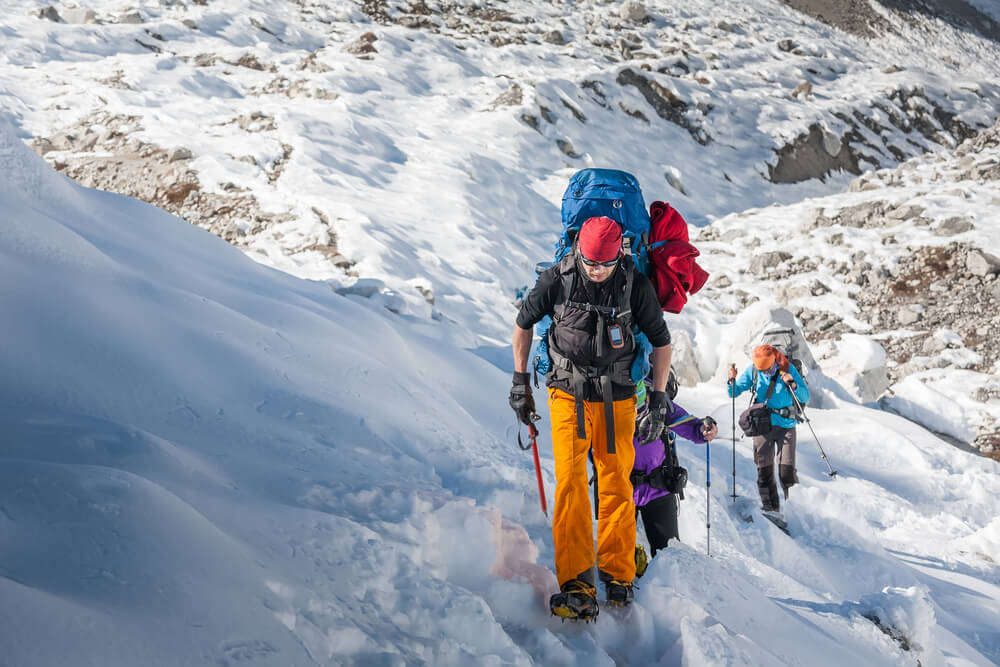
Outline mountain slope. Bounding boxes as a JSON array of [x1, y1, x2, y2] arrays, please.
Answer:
[[3, 106, 1000, 664]]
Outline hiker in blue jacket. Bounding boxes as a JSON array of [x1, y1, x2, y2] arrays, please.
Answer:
[[727, 345, 810, 514]]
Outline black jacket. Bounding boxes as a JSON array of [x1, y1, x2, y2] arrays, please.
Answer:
[[517, 259, 670, 400]]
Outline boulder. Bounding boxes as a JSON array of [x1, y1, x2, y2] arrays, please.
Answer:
[[167, 147, 193, 163], [935, 217, 974, 236], [620, 1, 646, 22], [748, 250, 792, 275], [792, 81, 813, 99], [37, 6, 61, 21], [345, 32, 378, 55], [542, 30, 565, 45], [819, 333, 890, 403], [714, 303, 820, 387], [967, 249, 1000, 276]]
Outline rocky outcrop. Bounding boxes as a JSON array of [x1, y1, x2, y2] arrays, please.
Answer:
[[29, 113, 350, 270], [769, 124, 861, 184]]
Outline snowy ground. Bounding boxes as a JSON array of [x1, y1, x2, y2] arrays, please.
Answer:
[[2, 107, 1000, 665], [2, 0, 1000, 664]]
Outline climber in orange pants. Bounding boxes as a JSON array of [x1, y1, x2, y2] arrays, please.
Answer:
[[509, 216, 672, 619]]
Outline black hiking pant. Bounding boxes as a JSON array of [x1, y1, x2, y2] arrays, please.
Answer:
[[753, 425, 798, 510], [638, 493, 680, 557]]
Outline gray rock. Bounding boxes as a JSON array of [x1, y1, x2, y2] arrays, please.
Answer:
[[664, 169, 686, 195], [37, 5, 61, 21], [620, 0, 646, 22], [778, 39, 797, 52], [967, 249, 1000, 276], [556, 139, 581, 159], [921, 335, 946, 354], [119, 11, 143, 23], [719, 228, 743, 242], [810, 279, 830, 296], [713, 274, 732, 288], [345, 32, 378, 55], [886, 204, 923, 221], [33, 138, 55, 155], [837, 202, 881, 228], [935, 217, 974, 236], [542, 29, 565, 45], [168, 147, 193, 162], [749, 251, 792, 276], [61, 7, 97, 24], [792, 81, 812, 99], [490, 83, 522, 107], [857, 366, 891, 403], [181, 18, 197, 29], [898, 308, 922, 325]]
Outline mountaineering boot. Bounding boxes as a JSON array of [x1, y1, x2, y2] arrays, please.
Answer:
[[550, 579, 599, 621], [605, 580, 634, 607], [757, 464, 781, 512]]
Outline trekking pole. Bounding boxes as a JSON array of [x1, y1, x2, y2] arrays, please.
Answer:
[[788, 390, 838, 478], [729, 364, 738, 502], [517, 414, 548, 516], [706, 436, 711, 557]]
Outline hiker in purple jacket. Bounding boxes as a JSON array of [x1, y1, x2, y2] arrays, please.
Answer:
[[631, 378, 718, 560]]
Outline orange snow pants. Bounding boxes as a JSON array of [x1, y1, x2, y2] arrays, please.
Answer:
[[548, 388, 637, 587]]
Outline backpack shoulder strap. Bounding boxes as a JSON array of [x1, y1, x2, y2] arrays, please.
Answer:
[[553, 255, 577, 321], [764, 372, 779, 401]]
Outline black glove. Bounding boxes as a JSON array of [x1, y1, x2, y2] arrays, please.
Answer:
[[638, 390, 672, 444], [509, 372, 535, 425]]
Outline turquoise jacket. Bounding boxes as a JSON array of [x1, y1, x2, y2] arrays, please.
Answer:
[[728, 363, 810, 429]]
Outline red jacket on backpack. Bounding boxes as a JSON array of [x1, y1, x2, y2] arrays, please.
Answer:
[[648, 202, 709, 313]]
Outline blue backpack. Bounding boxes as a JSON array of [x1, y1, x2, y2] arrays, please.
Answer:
[[533, 169, 654, 383], [554, 169, 651, 270]]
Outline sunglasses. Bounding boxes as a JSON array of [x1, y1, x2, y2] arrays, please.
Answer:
[[579, 253, 620, 268]]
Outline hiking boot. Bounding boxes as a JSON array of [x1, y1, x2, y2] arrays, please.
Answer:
[[550, 579, 599, 621], [605, 579, 634, 607]]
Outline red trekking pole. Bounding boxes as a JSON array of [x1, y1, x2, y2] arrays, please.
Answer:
[[518, 414, 548, 517]]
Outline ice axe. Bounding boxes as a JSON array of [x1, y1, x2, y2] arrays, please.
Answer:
[[517, 413, 548, 517]]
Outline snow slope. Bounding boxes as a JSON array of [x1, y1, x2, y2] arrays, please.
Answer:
[[2, 103, 1000, 664], [3, 0, 1000, 663]]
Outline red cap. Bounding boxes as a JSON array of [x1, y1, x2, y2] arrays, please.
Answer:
[[577, 216, 623, 262]]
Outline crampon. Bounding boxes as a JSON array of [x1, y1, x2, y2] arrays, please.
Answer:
[[549, 579, 599, 622]]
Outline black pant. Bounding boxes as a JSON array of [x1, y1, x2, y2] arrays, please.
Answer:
[[753, 425, 798, 510], [638, 494, 679, 557]]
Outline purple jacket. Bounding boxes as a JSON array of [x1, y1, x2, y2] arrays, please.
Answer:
[[632, 402, 706, 507]]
